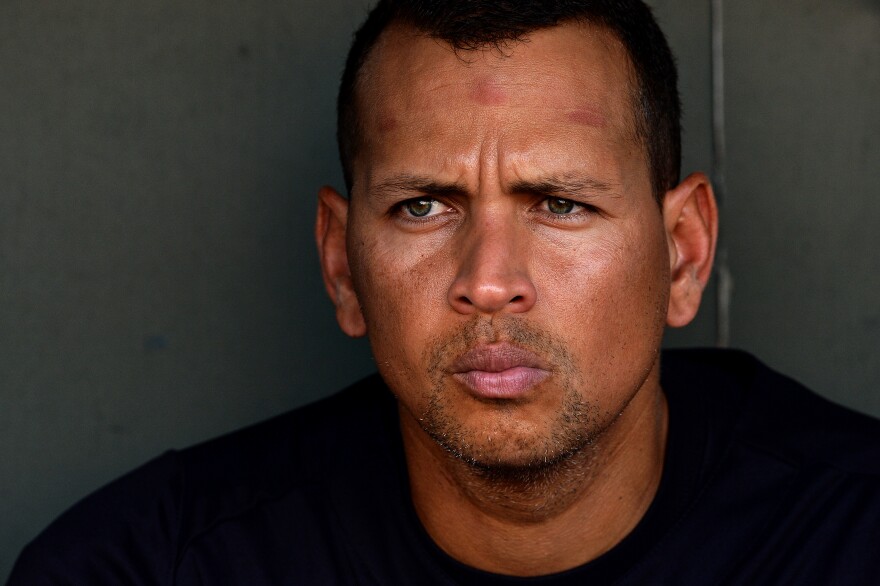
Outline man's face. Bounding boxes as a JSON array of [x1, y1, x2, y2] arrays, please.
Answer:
[[342, 23, 672, 469]]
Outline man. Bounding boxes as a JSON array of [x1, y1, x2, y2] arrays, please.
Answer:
[[9, 1, 880, 584]]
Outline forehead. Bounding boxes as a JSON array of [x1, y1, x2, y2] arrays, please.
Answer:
[[358, 22, 637, 130], [351, 22, 644, 189]]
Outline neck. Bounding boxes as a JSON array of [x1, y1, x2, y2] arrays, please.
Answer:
[[401, 377, 668, 577]]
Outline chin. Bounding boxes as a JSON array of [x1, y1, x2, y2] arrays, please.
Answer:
[[419, 391, 602, 473]]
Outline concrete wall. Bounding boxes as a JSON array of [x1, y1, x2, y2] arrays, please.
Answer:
[[1, 0, 877, 578]]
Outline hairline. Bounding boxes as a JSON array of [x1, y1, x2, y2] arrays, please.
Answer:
[[341, 17, 667, 203]]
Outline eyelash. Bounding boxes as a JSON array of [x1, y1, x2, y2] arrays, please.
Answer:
[[541, 197, 590, 216], [533, 197, 601, 226], [392, 196, 596, 224], [395, 198, 452, 221]]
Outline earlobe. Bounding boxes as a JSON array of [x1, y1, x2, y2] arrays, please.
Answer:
[[663, 172, 719, 328], [315, 186, 368, 337]]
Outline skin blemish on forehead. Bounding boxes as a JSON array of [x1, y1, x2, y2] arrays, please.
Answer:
[[567, 107, 606, 128], [377, 115, 398, 133], [469, 76, 508, 106]]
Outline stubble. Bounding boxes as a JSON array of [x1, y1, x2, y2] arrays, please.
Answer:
[[416, 316, 611, 503]]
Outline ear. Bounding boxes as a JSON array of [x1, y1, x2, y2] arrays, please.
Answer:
[[663, 172, 719, 328], [315, 186, 367, 337]]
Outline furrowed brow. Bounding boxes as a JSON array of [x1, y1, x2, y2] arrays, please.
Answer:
[[510, 175, 618, 199], [371, 174, 467, 199]]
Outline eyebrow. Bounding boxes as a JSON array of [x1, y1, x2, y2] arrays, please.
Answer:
[[508, 175, 617, 199], [371, 174, 467, 199], [370, 173, 617, 199]]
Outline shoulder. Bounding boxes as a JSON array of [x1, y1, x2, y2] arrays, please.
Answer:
[[662, 348, 880, 475], [7, 374, 392, 585], [177, 373, 393, 499], [652, 349, 880, 584], [7, 451, 183, 585]]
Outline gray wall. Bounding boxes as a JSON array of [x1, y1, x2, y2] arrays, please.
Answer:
[[1, 0, 877, 579]]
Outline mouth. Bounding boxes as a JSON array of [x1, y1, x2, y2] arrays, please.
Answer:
[[450, 343, 551, 399]]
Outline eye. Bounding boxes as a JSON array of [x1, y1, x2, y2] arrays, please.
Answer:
[[545, 197, 577, 215], [401, 198, 448, 218]]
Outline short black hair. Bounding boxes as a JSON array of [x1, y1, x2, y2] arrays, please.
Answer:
[[337, 0, 680, 202]]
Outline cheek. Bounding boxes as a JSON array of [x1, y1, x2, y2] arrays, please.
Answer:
[[535, 221, 669, 365], [348, 229, 454, 378]]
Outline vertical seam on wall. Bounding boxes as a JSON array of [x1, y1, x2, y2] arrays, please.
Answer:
[[711, 0, 733, 347]]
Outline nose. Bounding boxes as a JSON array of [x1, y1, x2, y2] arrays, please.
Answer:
[[447, 216, 537, 315]]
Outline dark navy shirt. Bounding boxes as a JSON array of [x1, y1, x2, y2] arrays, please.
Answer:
[[9, 349, 880, 584]]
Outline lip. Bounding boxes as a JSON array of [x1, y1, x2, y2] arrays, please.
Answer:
[[451, 344, 550, 399]]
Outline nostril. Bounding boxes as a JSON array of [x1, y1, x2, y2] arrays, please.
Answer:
[[448, 274, 537, 315]]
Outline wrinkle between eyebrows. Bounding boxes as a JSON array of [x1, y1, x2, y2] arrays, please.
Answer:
[[471, 133, 500, 196]]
